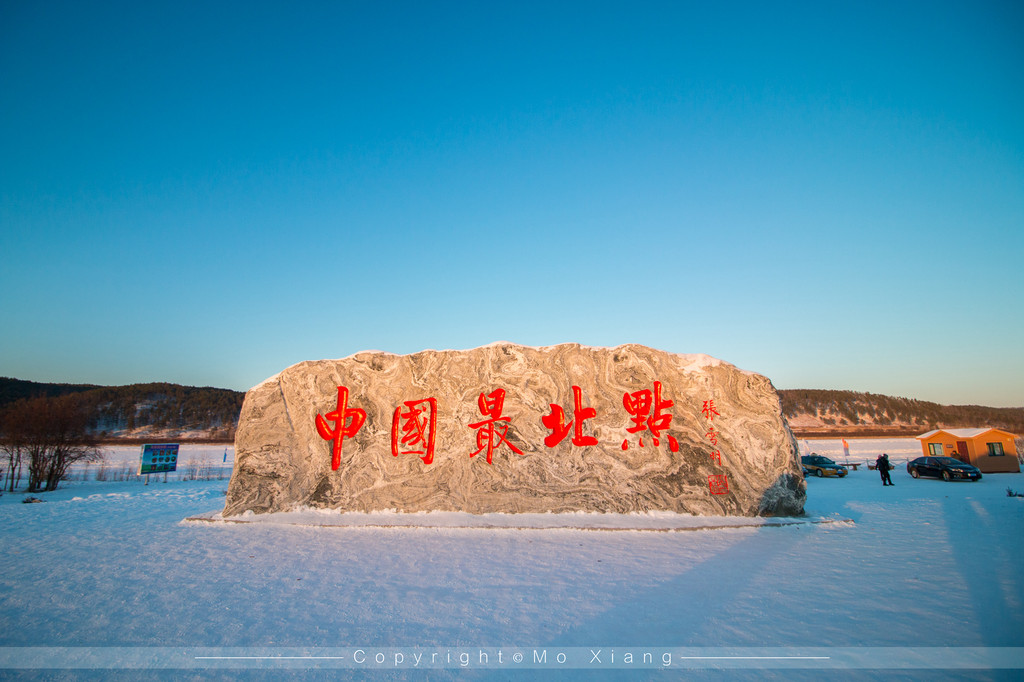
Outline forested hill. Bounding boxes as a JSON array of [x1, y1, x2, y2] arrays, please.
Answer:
[[0, 378, 244, 441], [778, 389, 1024, 436], [3, 379, 1021, 441], [0, 378, 101, 404]]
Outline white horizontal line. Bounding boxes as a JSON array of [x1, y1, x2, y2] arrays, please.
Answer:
[[193, 655, 830, 661], [676, 656, 831, 660], [194, 656, 346, 660]]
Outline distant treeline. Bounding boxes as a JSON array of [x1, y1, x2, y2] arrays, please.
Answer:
[[3, 379, 1021, 441], [0, 378, 244, 440], [778, 389, 1024, 434], [0, 378, 101, 404]]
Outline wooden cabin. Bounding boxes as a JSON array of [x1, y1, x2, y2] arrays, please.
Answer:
[[916, 428, 1020, 474]]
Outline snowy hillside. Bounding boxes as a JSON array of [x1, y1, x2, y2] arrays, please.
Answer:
[[780, 389, 1024, 436]]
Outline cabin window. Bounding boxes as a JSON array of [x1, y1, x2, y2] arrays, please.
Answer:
[[928, 443, 944, 456], [987, 442, 1004, 456]]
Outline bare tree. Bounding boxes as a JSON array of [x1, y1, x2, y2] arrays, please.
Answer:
[[1, 395, 100, 492], [1, 399, 30, 491]]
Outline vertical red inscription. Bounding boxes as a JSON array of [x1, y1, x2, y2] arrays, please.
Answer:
[[703, 396, 724, 466]]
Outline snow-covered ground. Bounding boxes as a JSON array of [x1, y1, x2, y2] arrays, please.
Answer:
[[1, 439, 1023, 680]]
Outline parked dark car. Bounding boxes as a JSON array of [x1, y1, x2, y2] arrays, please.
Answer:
[[801, 455, 848, 478], [907, 456, 982, 482]]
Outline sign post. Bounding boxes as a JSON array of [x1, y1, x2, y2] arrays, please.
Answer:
[[139, 443, 179, 484]]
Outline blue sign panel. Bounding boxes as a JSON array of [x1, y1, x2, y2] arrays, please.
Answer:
[[139, 443, 179, 475]]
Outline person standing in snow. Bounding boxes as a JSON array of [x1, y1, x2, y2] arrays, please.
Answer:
[[876, 453, 893, 486]]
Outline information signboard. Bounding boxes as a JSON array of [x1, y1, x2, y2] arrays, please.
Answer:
[[139, 443, 179, 475]]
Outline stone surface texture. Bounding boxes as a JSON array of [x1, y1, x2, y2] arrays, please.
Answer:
[[224, 344, 805, 517]]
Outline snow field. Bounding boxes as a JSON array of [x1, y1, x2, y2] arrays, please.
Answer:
[[0, 439, 1022, 680]]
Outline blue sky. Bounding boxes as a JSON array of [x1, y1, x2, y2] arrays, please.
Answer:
[[2, 1, 1022, 406]]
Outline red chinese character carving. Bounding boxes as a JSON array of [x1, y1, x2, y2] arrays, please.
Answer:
[[468, 388, 524, 464], [622, 380, 676, 449], [391, 397, 437, 465], [710, 449, 722, 466], [705, 426, 719, 446], [542, 385, 598, 448], [702, 399, 720, 421], [315, 386, 367, 471], [708, 474, 729, 495]]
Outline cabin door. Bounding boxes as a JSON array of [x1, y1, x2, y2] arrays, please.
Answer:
[[956, 441, 970, 463]]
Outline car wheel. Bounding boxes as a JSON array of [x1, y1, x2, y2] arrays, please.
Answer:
[[815, 469, 823, 477], [942, 470, 951, 482], [910, 468, 919, 478]]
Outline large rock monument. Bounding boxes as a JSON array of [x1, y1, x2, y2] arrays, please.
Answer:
[[223, 343, 805, 517]]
